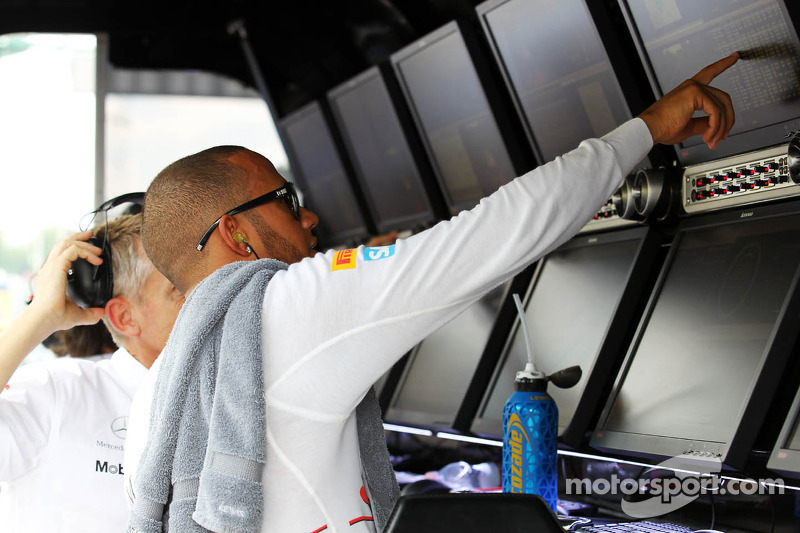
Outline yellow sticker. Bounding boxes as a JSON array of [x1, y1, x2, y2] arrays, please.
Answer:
[[332, 249, 357, 271]]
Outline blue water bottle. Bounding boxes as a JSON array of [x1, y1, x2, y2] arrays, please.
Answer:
[[502, 368, 558, 509], [502, 294, 581, 513]]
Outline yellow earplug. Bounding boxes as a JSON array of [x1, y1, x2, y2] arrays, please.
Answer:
[[233, 232, 257, 257]]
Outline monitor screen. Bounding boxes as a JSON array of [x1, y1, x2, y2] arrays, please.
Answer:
[[385, 280, 511, 430], [328, 67, 435, 232], [471, 228, 651, 442], [280, 102, 369, 247], [619, 0, 800, 164], [391, 22, 517, 215], [478, 0, 637, 164], [594, 205, 800, 467]]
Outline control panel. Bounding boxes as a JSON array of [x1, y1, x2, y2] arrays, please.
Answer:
[[580, 198, 639, 234], [683, 139, 800, 214], [581, 135, 800, 230]]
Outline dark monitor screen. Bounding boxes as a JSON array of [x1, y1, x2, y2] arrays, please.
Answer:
[[619, 0, 800, 165], [280, 102, 369, 247], [594, 205, 800, 467], [385, 281, 511, 430], [328, 67, 435, 232], [471, 228, 651, 443], [478, 0, 637, 164], [768, 386, 800, 478], [391, 22, 517, 216]]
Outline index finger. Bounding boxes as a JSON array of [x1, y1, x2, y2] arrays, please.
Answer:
[[691, 52, 740, 85], [66, 230, 95, 241]]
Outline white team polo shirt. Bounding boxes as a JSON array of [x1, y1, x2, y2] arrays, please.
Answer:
[[125, 119, 652, 532], [0, 347, 147, 532]]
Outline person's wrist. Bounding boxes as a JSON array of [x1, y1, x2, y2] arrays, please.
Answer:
[[638, 110, 662, 145], [25, 298, 63, 335]]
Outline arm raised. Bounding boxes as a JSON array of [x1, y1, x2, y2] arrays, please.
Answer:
[[0, 231, 105, 388], [639, 52, 739, 150]]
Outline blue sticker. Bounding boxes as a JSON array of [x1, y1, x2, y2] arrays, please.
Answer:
[[362, 245, 396, 262]]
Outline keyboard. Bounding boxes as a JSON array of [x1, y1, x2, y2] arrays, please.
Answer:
[[577, 521, 695, 533]]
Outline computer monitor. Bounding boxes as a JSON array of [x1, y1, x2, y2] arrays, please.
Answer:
[[384, 280, 512, 431], [593, 200, 800, 469], [768, 386, 800, 479], [471, 227, 663, 448], [390, 21, 519, 216], [328, 67, 437, 233], [476, 0, 645, 166], [279, 101, 371, 248], [618, 0, 800, 165]]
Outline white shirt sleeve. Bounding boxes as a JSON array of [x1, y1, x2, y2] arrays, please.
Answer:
[[262, 118, 653, 417], [0, 364, 59, 481]]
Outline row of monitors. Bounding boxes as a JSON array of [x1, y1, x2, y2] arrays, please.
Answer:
[[377, 198, 800, 481], [280, 0, 800, 247]]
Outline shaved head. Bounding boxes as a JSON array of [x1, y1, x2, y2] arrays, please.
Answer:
[[142, 145, 252, 293]]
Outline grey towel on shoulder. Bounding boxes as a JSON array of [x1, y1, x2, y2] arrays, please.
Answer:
[[127, 259, 399, 532], [128, 259, 285, 533]]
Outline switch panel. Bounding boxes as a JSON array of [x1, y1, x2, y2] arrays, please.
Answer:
[[683, 142, 798, 214]]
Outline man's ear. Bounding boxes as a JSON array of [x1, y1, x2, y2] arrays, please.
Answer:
[[104, 297, 141, 338], [219, 214, 252, 257]]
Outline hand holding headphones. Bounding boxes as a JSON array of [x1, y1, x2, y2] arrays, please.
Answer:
[[65, 192, 144, 308], [0, 230, 109, 390], [30, 230, 107, 331]]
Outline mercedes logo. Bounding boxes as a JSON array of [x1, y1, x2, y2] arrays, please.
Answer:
[[111, 416, 128, 440]]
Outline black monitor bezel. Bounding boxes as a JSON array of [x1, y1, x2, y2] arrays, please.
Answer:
[[389, 20, 534, 217], [476, 0, 635, 166], [469, 225, 665, 448], [592, 199, 800, 469], [616, 0, 800, 166], [767, 386, 800, 479], [476, 0, 677, 172], [279, 100, 373, 248], [327, 66, 438, 233]]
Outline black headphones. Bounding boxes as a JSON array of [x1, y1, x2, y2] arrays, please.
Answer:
[[66, 192, 145, 308]]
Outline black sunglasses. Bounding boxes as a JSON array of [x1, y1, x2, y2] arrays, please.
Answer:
[[196, 182, 301, 251]]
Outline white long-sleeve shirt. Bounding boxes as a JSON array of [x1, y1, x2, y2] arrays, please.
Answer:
[[0, 347, 146, 532], [126, 117, 652, 532]]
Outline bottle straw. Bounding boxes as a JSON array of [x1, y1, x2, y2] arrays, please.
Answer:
[[512, 293, 536, 372]]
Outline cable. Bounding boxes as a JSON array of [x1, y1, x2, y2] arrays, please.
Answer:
[[708, 489, 716, 530], [768, 492, 775, 533]]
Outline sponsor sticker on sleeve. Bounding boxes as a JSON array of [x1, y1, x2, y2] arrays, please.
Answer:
[[332, 249, 358, 271], [362, 245, 395, 262]]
